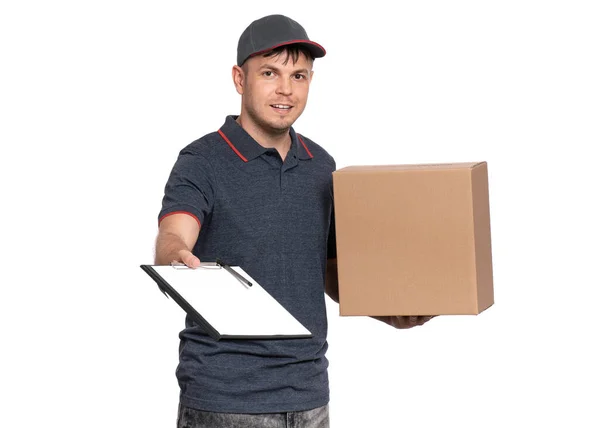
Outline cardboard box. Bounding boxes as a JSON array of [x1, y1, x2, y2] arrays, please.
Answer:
[[332, 162, 494, 316]]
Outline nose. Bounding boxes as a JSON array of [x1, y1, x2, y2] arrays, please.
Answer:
[[276, 76, 292, 96]]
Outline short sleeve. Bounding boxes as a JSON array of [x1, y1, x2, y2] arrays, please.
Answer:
[[158, 151, 215, 228]]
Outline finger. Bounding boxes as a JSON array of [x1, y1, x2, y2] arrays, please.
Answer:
[[391, 316, 406, 329], [417, 316, 435, 325], [180, 250, 201, 268], [187, 256, 201, 269], [416, 316, 428, 325]]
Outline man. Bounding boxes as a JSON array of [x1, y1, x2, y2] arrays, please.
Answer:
[[155, 14, 433, 428]]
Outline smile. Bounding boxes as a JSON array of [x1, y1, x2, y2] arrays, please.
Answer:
[[271, 104, 292, 110]]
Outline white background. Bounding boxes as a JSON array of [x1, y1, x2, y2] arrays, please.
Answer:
[[1, 1, 599, 427]]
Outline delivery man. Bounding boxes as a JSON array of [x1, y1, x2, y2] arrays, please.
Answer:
[[154, 14, 434, 428]]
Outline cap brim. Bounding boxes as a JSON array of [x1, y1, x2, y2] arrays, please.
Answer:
[[249, 39, 326, 61]]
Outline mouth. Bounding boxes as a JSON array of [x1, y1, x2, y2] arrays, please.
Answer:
[[270, 104, 293, 114]]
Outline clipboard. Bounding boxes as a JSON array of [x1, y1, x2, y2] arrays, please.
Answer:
[[140, 261, 312, 341]]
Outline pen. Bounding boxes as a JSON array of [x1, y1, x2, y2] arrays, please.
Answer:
[[216, 258, 253, 287]]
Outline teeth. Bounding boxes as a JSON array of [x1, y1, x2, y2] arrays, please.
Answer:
[[273, 104, 291, 109]]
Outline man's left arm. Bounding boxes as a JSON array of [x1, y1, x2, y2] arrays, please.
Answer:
[[325, 258, 435, 329]]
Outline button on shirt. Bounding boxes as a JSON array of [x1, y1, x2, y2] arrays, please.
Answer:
[[158, 115, 337, 413]]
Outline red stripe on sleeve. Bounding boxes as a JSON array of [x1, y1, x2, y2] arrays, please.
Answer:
[[158, 211, 201, 229]]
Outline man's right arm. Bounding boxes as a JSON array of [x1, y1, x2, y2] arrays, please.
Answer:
[[154, 213, 202, 268]]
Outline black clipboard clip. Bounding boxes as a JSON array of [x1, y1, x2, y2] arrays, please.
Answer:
[[166, 259, 252, 289], [216, 258, 253, 288]]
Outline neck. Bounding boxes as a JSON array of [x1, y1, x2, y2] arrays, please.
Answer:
[[236, 114, 291, 152]]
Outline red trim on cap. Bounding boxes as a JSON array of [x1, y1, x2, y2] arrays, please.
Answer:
[[249, 40, 327, 59], [158, 211, 201, 229], [297, 134, 314, 158], [218, 129, 248, 162]]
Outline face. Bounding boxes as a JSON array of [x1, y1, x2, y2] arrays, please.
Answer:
[[233, 50, 314, 135]]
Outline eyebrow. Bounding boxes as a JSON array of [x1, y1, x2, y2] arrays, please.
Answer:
[[258, 65, 310, 75]]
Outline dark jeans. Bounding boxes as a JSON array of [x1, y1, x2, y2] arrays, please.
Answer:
[[177, 403, 329, 428]]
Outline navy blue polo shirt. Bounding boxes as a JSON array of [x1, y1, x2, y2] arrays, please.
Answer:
[[158, 115, 337, 413]]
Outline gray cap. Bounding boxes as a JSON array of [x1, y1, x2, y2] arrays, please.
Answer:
[[237, 14, 326, 66]]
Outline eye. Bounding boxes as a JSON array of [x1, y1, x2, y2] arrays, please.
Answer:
[[294, 73, 306, 80], [263, 70, 273, 77]]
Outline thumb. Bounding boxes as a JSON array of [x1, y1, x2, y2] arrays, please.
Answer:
[[178, 250, 201, 268]]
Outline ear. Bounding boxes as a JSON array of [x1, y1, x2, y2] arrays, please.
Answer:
[[232, 65, 244, 95]]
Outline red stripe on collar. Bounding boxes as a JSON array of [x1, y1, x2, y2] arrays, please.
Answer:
[[297, 134, 314, 158], [218, 129, 248, 162]]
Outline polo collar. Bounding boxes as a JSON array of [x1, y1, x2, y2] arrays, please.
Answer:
[[218, 115, 314, 163]]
